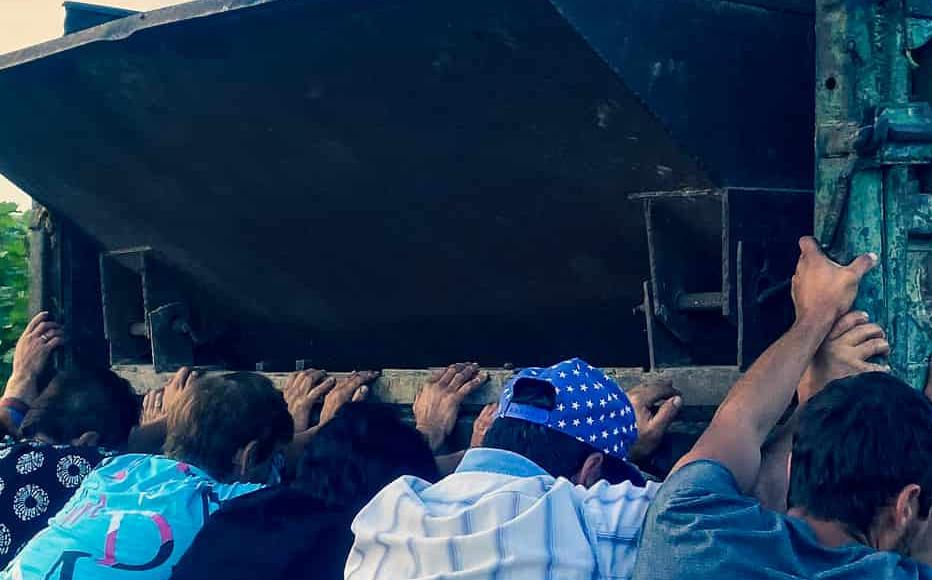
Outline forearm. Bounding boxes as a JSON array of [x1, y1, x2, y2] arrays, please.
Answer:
[[753, 409, 800, 512], [416, 424, 447, 454], [720, 317, 830, 441], [674, 315, 833, 490], [285, 427, 319, 479]]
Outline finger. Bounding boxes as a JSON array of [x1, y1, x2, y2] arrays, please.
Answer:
[[828, 311, 870, 340], [798, 236, 821, 258], [39, 328, 67, 341], [173, 367, 192, 386], [855, 361, 890, 374], [838, 322, 885, 347], [293, 371, 311, 397], [647, 395, 683, 434], [480, 402, 499, 419], [437, 364, 463, 387], [44, 336, 66, 351], [185, 369, 200, 388], [846, 252, 879, 280], [304, 370, 327, 393], [31, 321, 63, 338], [24, 312, 50, 334], [342, 371, 378, 394], [458, 372, 489, 397], [853, 338, 890, 360], [352, 385, 369, 402], [284, 371, 301, 393], [356, 370, 380, 384], [450, 364, 480, 390], [638, 381, 678, 406], [308, 376, 338, 401]]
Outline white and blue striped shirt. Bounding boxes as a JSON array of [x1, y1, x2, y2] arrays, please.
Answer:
[[345, 448, 659, 579]]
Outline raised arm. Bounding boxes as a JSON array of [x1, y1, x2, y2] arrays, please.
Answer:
[[1, 312, 66, 436], [753, 311, 889, 510], [672, 237, 877, 492]]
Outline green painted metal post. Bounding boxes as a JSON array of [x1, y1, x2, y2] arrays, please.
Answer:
[[816, 0, 932, 387]]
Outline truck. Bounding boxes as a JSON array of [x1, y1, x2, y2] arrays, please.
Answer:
[[0, 0, 918, 442]]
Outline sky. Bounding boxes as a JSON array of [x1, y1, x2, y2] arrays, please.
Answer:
[[0, 0, 63, 209], [0, 0, 183, 209]]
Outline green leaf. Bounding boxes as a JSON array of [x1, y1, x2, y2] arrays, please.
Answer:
[[0, 204, 28, 385]]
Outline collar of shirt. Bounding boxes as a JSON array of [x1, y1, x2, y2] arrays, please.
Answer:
[[455, 447, 550, 478]]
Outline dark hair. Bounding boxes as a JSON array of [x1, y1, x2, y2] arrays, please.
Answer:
[[21, 368, 140, 448], [789, 372, 932, 536], [482, 378, 595, 479], [164, 372, 293, 481], [297, 402, 438, 511]]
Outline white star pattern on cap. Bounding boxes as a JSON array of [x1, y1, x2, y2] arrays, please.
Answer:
[[497, 358, 639, 461]]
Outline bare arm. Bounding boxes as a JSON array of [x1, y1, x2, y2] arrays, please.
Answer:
[[753, 312, 888, 510], [672, 237, 877, 493]]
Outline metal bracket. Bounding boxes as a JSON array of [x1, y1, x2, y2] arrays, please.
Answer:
[[855, 103, 932, 163], [100, 248, 198, 372], [633, 188, 811, 369]]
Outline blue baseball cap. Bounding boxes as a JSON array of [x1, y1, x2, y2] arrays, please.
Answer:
[[498, 358, 639, 461]]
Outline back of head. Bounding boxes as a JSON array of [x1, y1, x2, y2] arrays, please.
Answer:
[[789, 372, 932, 536], [21, 368, 140, 448], [297, 402, 437, 511], [482, 380, 594, 479], [164, 372, 293, 481]]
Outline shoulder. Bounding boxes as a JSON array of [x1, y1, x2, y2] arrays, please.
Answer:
[[643, 459, 777, 540], [655, 459, 745, 505], [350, 474, 437, 529]]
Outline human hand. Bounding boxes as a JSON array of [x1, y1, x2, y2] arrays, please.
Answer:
[[140, 389, 165, 425], [799, 311, 889, 404], [791, 237, 877, 327], [626, 381, 683, 462], [470, 402, 498, 448], [6, 312, 66, 404], [414, 363, 488, 452], [283, 370, 335, 432], [164, 367, 199, 415], [317, 371, 379, 427]]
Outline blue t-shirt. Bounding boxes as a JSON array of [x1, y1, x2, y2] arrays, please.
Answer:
[[633, 460, 932, 579], [1, 454, 262, 580]]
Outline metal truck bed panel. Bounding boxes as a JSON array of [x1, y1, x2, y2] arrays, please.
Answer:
[[0, 0, 813, 370]]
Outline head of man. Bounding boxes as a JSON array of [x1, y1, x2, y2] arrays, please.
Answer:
[[482, 358, 640, 486], [163, 372, 293, 483], [789, 372, 932, 558], [20, 368, 140, 448], [297, 402, 438, 511]]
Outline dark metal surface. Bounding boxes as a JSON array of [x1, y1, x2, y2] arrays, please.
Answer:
[[63, 1, 138, 34], [0, 0, 814, 370], [551, 0, 815, 189]]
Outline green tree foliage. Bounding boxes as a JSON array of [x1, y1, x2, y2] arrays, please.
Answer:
[[0, 202, 28, 384]]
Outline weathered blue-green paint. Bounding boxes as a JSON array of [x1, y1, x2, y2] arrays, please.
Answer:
[[816, 0, 932, 388]]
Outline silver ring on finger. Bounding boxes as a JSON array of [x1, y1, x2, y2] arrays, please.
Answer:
[[40, 334, 49, 343]]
